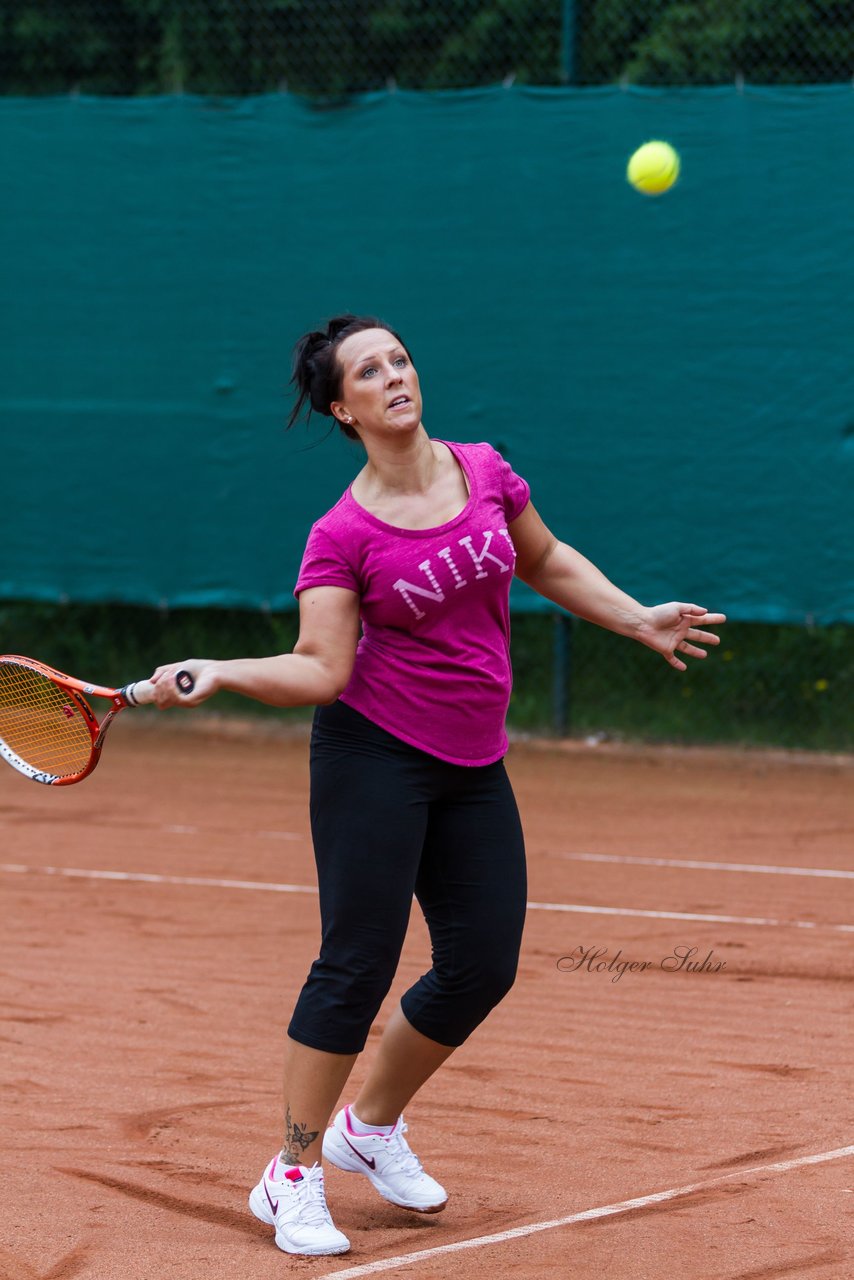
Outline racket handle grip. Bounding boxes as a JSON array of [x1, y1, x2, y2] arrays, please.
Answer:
[[123, 670, 195, 706], [123, 679, 156, 706]]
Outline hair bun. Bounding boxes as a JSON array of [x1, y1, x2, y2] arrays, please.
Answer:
[[325, 314, 359, 342]]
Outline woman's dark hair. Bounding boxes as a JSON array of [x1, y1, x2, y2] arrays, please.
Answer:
[[287, 314, 410, 442]]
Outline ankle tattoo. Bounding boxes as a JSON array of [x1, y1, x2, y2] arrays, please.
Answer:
[[282, 1104, 319, 1165]]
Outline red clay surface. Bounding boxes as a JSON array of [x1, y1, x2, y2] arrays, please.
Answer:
[[1, 717, 852, 1280]]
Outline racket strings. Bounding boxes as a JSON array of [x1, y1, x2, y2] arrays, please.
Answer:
[[0, 662, 94, 777]]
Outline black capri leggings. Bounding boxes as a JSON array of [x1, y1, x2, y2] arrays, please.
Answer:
[[288, 700, 527, 1055]]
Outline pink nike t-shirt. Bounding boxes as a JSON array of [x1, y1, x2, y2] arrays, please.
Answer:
[[294, 440, 531, 766]]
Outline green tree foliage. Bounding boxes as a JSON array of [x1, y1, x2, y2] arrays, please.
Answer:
[[578, 0, 671, 83], [0, 0, 851, 94], [621, 0, 854, 85], [364, 0, 562, 88]]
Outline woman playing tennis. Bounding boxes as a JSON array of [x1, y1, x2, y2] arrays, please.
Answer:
[[151, 314, 725, 1257]]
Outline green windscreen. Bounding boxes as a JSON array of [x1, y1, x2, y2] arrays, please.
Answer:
[[2, 88, 852, 621]]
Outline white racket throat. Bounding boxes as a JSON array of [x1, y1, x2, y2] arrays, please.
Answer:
[[0, 736, 60, 785]]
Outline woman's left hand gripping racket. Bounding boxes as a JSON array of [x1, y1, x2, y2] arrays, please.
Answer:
[[0, 655, 194, 786]]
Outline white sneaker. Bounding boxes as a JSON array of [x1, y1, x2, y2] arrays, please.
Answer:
[[248, 1156, 350, 1255], [322, 1106, 448, 1213]]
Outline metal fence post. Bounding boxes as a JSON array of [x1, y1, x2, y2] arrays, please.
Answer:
[[552, 612, 573, 736], [561, 0, 578, 84]]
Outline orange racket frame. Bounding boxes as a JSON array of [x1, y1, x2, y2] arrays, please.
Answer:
[[0, 655, 192, 786]]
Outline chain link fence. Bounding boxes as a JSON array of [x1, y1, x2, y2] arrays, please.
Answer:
[[2, 1, 853, 96]]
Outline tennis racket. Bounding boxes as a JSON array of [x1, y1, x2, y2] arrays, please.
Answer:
[[0, 654, 194, 786]]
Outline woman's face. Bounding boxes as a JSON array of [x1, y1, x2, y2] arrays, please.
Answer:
[[331, 328, 422, 440]]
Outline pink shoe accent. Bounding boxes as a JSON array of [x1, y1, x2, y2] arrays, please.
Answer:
[[284, 1167, 304, 1183], [344, 1104, 397, 1138]]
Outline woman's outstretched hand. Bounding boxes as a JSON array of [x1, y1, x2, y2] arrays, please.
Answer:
[[637, 604, 726, 672]]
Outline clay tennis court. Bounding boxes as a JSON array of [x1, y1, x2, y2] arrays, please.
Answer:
[[2, 717, 852, 1280]]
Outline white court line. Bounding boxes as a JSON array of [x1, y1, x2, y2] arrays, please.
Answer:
[[1, 863, 853, 932], [317, 1143, 854, 1279], [559, 851, 854, 881], [0, 864, 317, 895], [525, 899, 854, 933]]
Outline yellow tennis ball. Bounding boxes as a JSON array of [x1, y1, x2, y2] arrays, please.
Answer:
[[627, 140, 680, 196]]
